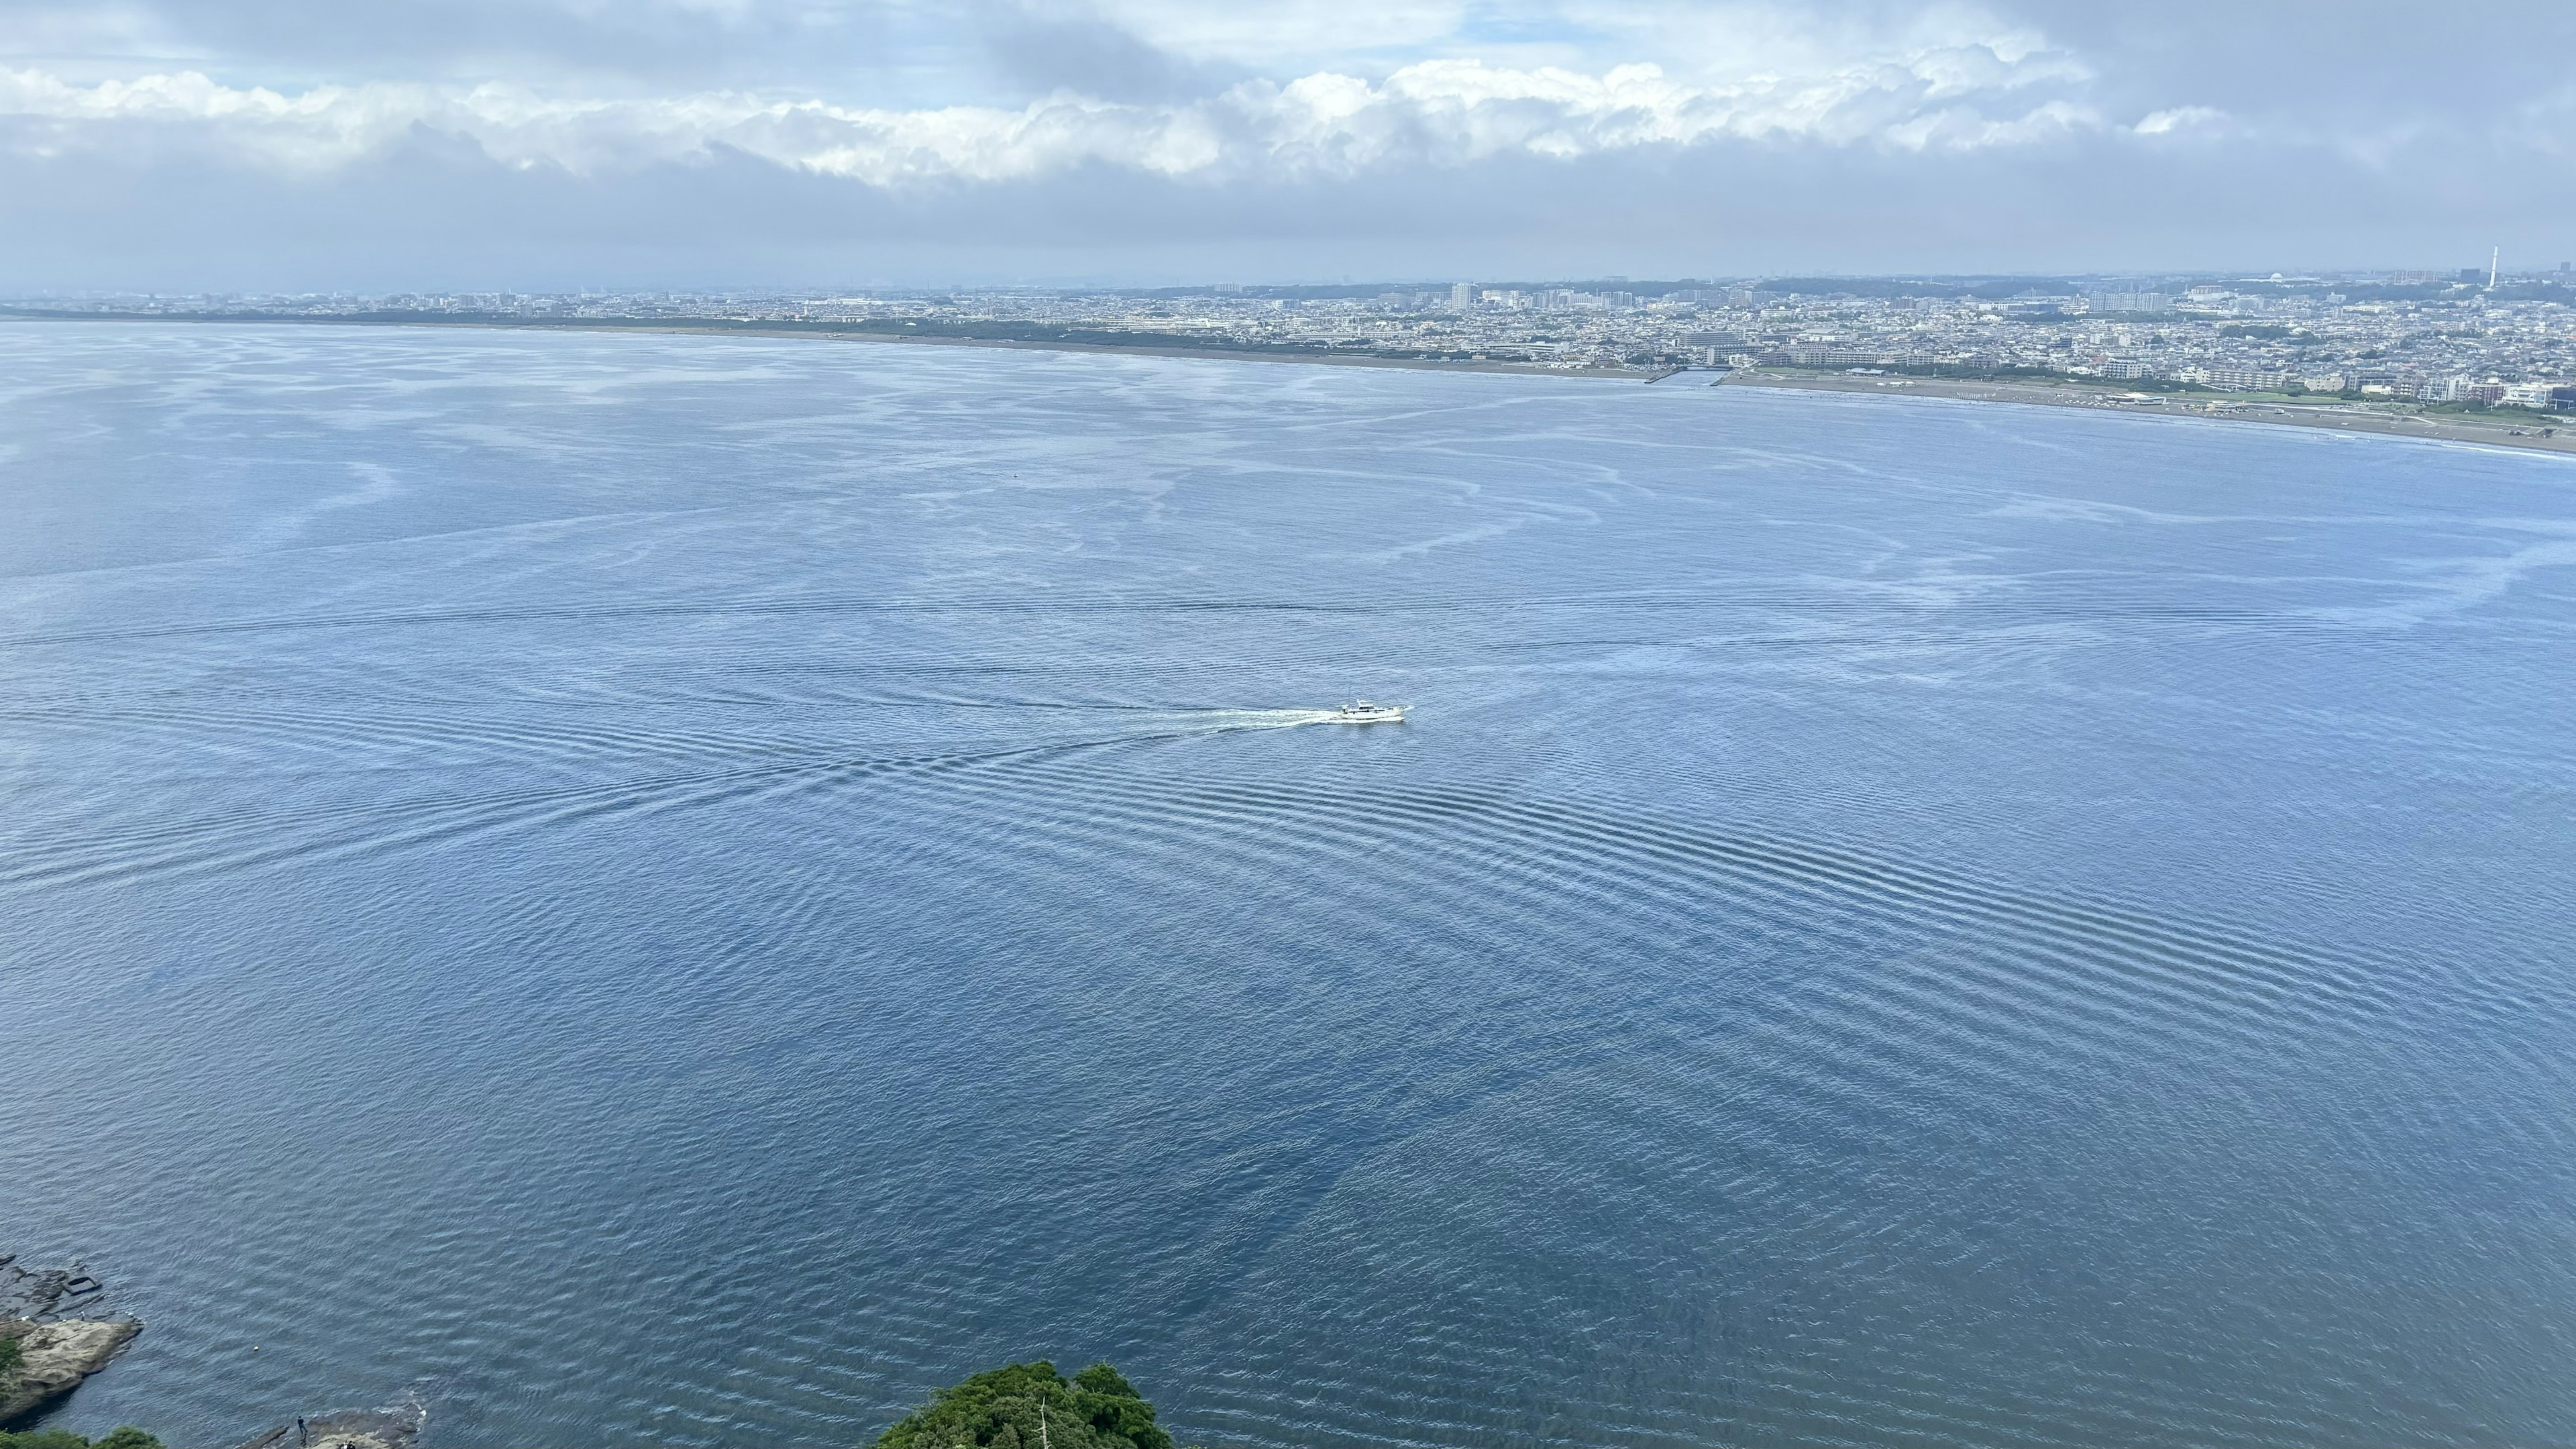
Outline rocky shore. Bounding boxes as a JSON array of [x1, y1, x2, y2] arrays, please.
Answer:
[[223, 1395, 426, 1449], [1, 1258, 142, 1427], [3, 1254, 429, 1449], [0, 1316, 139, 1424]]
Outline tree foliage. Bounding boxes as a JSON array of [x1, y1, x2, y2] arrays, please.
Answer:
[[875, 1360, 1170, 1449]]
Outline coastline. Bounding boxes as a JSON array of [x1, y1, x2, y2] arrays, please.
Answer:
[[8, 309, 2574, 456], [796, 329, 1654, 379], [1715, 370, 2576, 457], [0, 309, 1652, 382]]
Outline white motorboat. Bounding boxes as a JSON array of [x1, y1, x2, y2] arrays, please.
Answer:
[[1331, 701, 1407, 724]]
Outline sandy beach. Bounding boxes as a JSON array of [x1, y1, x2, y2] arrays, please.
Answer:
[[1712, 370, 2576, 457]]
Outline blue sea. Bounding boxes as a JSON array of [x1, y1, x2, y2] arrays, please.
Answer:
[[3, 322, 2573, 1448]]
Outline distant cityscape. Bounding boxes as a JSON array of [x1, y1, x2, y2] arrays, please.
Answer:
[[11, 262, 2576, 410]]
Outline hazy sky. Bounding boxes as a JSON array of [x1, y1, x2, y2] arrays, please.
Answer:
[[5, 1, 2572, 289]]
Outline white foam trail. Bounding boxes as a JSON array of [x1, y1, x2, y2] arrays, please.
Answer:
[[1183, 708, 1344, 729]]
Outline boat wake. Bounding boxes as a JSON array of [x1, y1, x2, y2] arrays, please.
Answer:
[[1177, 707, 1401, 730]]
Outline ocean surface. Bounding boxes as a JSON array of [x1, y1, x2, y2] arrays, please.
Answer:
[[3, 321, 2573, 1448]]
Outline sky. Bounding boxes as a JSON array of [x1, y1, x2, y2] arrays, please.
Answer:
[[3, 1, 2573, 290]]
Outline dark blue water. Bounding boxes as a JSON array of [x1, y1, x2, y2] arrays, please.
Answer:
[[4, 322, 2573, 1448]]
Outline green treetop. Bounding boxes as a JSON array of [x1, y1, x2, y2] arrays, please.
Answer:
[[875, 1360, 1171, 1449]]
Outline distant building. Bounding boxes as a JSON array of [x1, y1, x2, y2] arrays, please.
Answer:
[[2419, 376, 2506, 404], [1789, 343, 1884, 367], [1450, 282, 1475, 311], [2185, 366, 2293, 392], [1538, 288, 1621, 312], [2088, 286, 2174, 315]]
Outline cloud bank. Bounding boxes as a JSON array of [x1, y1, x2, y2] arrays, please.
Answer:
[[1, 1, 2571, 288], [1, 40, 2100, 184]]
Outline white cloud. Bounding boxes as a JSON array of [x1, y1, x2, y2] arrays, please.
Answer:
[[2133, 105, 2226, 137], [1065, 0, 2075, 89], [0, 40, 2100, 184], [1065, 0, 1476, 66]]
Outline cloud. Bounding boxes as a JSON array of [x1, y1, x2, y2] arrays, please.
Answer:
[[1067, 0, 1477, 68], [5, 0, 2575, 288], [0, 40, 2100, 186], [2132, 105, 2224, 137]]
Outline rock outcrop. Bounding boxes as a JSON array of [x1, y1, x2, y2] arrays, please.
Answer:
[[1, 1316, 142, 1422], [224, 1394, 426, 1449]]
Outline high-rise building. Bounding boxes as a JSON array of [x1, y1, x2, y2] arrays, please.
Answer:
[[1450, 282, 1475, 311], [2088, 286, 2174, 315]]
